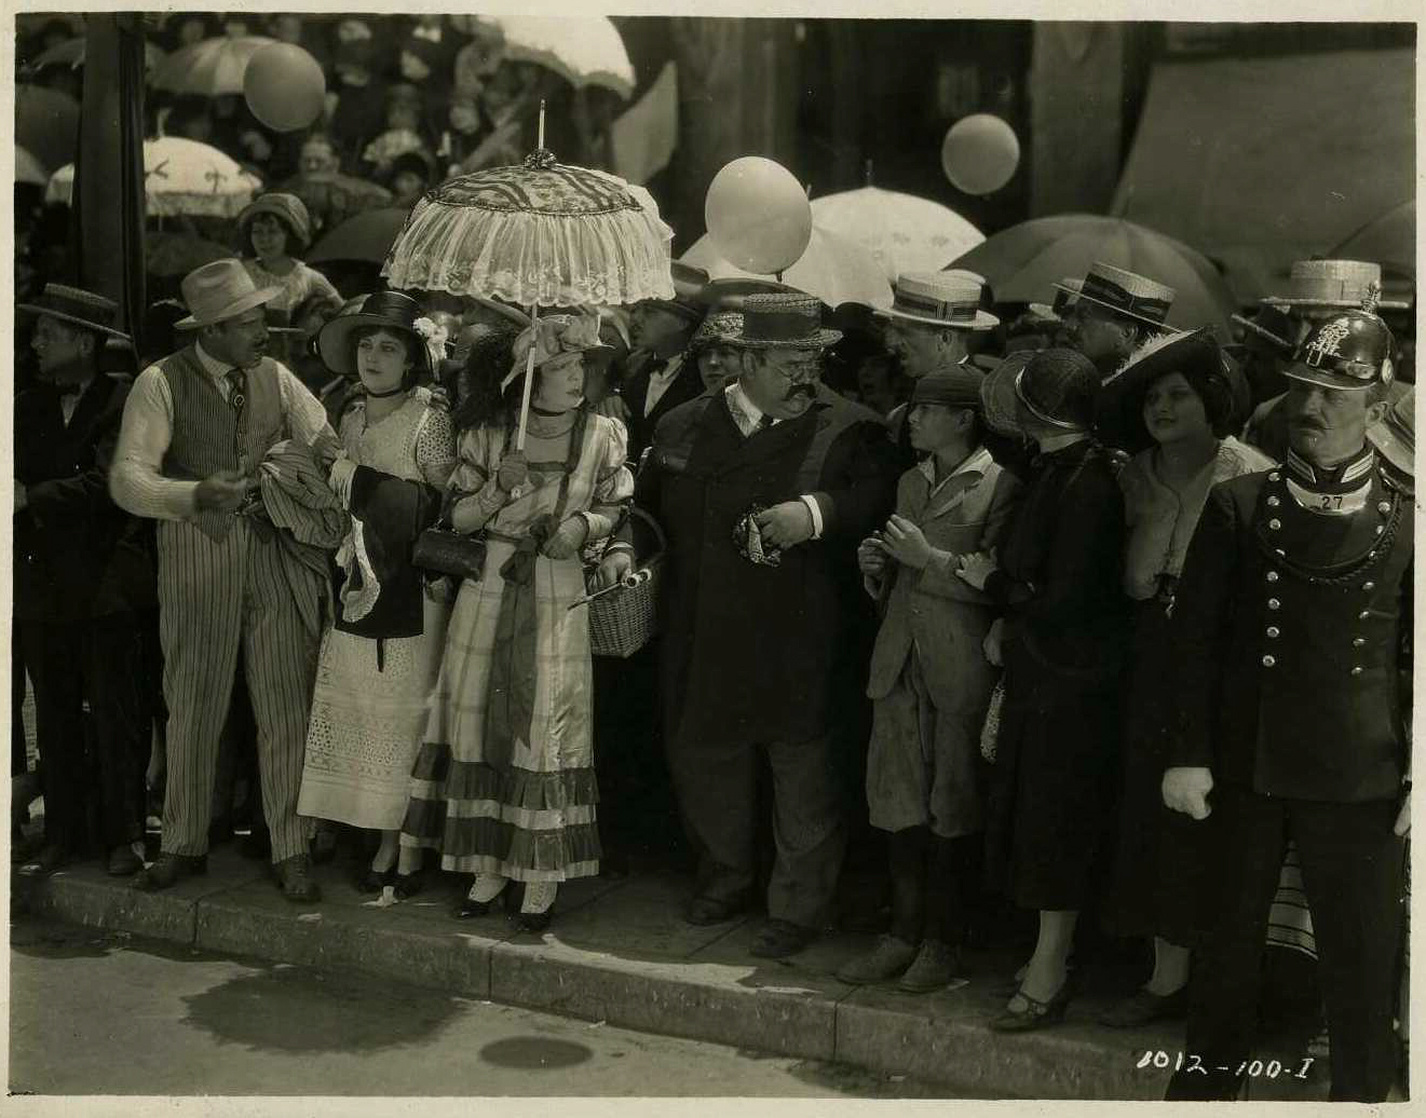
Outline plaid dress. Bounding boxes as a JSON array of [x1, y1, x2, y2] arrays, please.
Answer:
[[399, 411, 632, 881]]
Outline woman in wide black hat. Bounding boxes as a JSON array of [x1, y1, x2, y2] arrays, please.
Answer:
[[958, 348, 1133, 1032], [1092, 328, 1271, 1028], [295, 291, 458, 893]]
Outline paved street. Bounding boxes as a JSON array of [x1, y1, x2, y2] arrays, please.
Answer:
[[9, 916, 969, 1099]]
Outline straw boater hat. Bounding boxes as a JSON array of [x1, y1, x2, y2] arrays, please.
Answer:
[[1234, 259, 1409, 355], [980, 347, 1098, 437], [175, 259, 282, 330], [317, 290, 442, 379], [1053, 262, 1175, 329], [237, 192, 314, 254], [876, 271, 998, 331], [717, 292, 842, 350], [18, 284, 132, 342]]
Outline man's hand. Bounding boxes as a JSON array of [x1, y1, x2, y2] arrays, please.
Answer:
[[594, 548, 635, 590], [1395, 787, 1410, 837], [195, 470, 251, 514], [857, 536, 889, 577], [1162, 766, 1214, 820], [541, 515, 589, 559], [754, 501, 815, 549], [593, 395, 631, 425], [14, 482, 27, 513], [497, 450, 529, 494], [881, 515, 932, 571], [956, 550, 998, 591]]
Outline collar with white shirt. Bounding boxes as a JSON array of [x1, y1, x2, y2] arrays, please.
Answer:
[[193, 339, 244, 397], [723, 380, 826, 539], [917, 444, 993, 496], [643, 353, 685, 416]]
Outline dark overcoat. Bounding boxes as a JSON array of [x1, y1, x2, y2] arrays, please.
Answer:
[[620, 350, 706, 463], [636, 383, 899, 749], [13, 375, 156, 624]]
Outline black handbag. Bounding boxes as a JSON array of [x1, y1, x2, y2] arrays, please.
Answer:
[[412, 524, 487, 581]]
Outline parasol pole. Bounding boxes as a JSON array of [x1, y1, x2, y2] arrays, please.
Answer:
[[515, 100, 550, 453]]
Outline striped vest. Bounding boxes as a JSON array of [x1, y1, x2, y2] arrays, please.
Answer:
[[158, 345, 285, 540]]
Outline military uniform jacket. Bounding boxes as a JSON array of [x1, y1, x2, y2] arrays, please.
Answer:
[[1168, 461, 1412, 802], [636, 383, 899, 749]]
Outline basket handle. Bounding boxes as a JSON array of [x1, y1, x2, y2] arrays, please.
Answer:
[[624, 504, 666, 562]]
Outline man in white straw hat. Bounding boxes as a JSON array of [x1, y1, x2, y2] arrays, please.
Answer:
[[877, 270, 999, 381], [1055, 261, 1176, 381], [110, 259, 336, 902]]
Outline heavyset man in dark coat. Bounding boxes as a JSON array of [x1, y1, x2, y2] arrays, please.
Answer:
[[14, 285, 158, 876], [633, 293, 900, 958], [1163, 306, 1411, 1103]]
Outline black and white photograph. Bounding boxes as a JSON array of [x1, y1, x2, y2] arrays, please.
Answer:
[[6, 4, 1416, 1108]]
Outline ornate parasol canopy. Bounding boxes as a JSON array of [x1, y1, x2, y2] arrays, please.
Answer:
[[46, 136, 262, 219], [382, 147, 674, 308]]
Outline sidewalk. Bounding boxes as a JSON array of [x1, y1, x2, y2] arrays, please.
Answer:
[[10, 848, 1331, 1101]]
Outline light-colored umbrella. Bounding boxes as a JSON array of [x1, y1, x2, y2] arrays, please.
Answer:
[[45, 136, 262, 219], [15, 85, 80, 174], [32, 36, 166, 71], [16, 146, 48, 188], [465, 15, 634, 99], [151, 35, 277, 96], [681, 225, 893, 310], [949, 214, 1237, 334], [809, 186, 983, 281]]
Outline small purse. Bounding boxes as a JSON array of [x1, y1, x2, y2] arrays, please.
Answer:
[[412, 523, 487, 581]]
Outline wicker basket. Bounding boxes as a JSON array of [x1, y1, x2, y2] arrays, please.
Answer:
[[587, 508, 665, 659]]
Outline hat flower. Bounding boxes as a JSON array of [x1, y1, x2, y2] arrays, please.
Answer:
[[412, 316, 449, 370]]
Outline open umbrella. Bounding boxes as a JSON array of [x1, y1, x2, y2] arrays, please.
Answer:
[[809, 186, 983, 282], [46, 136, 262, 218], [384, 127, 673, 447], [15, 85, 80, 175], [681, 225, 893, 310], [280, 172, 393, 236], [16, 146, 48, 188], [949, 214, 1238, 334], [1330, 201, 1414, 278], [465, 15, 634, 99], [151, 35, 276, 96], [309, 207, 412, 266], [31, 36, 166, 72]]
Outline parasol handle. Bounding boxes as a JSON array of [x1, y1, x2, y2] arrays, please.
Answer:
[[515, 302, 541, 452]]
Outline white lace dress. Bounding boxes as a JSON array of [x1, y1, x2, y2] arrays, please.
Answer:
[[297, 390, 457, 830]]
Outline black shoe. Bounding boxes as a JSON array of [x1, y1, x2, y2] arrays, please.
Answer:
[[514, 908, 552, 933], [106, 844, 144, 877], [19, 842, 68, 876], [1097, 985, 1189, 1029], [132, 852, 207, 891], [357, 867, 393, 894], [392, 871, 423, 900]]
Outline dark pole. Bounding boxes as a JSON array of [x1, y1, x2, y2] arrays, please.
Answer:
[[74, 13, 147, 359]]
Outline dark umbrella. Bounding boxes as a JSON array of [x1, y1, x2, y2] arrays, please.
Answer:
[[950, 214, 1238, 335], [279, 173, 393, 237], [308, 207, 412, 266], [15, 84, 79, 174], [1330, 201, 1415, 278]]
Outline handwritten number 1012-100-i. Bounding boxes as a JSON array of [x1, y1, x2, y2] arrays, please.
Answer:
[[1136, 1051, 1314, 1079]]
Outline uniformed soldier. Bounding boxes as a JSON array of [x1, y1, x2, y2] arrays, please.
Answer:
[[1161, 305, 1411, 1102]]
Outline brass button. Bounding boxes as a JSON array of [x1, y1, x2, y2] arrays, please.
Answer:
[[1353, 637, 1366, 647], [1266, 626, 1280, 638], [1266, 571, 1279, 582], [1262, 655, 1276, 667], [1269, 519, 1282, 530], [1359, 610, 1371, 620], [1351, 666, 1364, 676], [1268, 598, 1281, 610], [1376, 526, 1384, 535], [1379, 501, 1392, 514], [1269, 472, 1281, 481], [1267, 496, 1281, 507], [1363, 581, 1376, 591]]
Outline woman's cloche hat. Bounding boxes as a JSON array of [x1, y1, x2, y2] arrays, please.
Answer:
[[318, 290, 445, 379], [175, 259, 282, 330], [238, 192, 315, 254], [980, 347, 1098, 436]]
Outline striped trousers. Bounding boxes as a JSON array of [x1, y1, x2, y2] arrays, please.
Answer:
[[157, 517, 324, 862]]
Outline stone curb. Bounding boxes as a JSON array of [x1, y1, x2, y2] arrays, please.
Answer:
[[13, 861, 1195, 1099]]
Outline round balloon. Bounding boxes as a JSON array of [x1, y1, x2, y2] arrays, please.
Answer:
[[705, 157, 812, 275], [243, 43, 326, 133], [941, 114, 1021, 196]]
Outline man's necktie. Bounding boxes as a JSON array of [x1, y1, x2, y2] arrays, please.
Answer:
[[226, 368, 249, 460]]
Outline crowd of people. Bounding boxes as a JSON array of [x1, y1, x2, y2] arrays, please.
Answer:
[[10, 16, 1415, 1106]]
